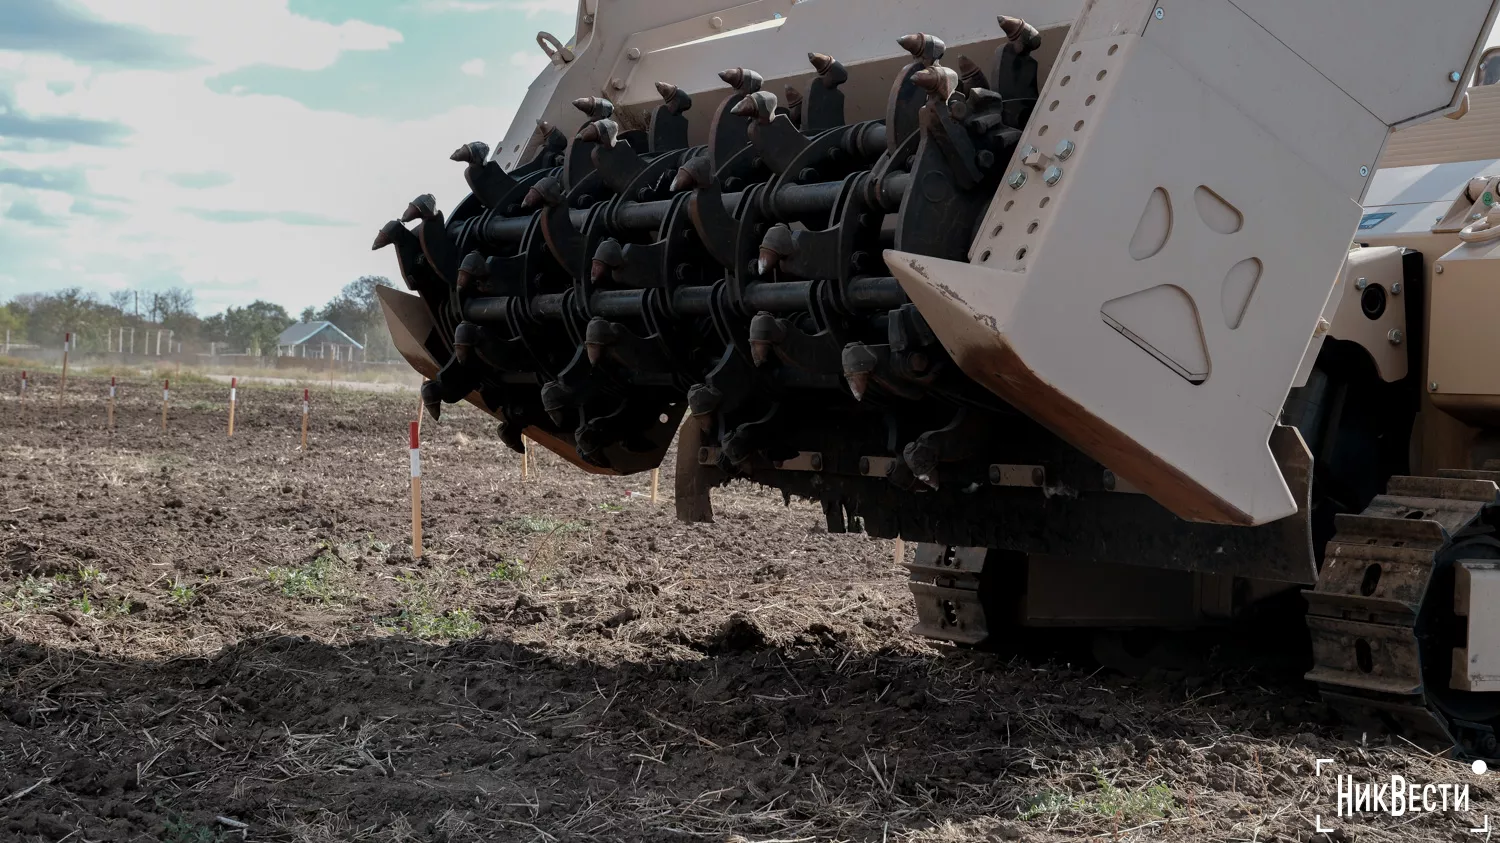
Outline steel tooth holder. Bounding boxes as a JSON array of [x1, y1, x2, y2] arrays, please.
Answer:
[[449, 141, 489, 163], [897, 33, 946, 66], [730, 90, 779, 124], [718, 67, 764, 93], [400, 194, 437, 223], [571, 97, 615, 120]]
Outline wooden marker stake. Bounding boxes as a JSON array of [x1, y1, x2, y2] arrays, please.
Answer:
[[227, 377, 237, 437], [650, 468, 660, 504], [300, 388, 310, 452], [894, 537, 906, 568], [18, 370, 26, 401], [409, 421, 423, 559], [59, 332, 71, 398], [161, 379, 170, 431], [521, 437, 530, 481], [107, 377, 116, 429]]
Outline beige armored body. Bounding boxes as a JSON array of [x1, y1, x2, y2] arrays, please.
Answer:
[[374, 0, 1500, 757]]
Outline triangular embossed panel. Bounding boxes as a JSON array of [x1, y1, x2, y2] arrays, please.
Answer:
[[1101, 284, 1211, 384]]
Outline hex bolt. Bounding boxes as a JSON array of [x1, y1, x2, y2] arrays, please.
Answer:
[[1430, 382, 1440, 392], [627, 47, 641, 61], [1354, 277, 1368, 291], [1154, 7, 1164, 20], [860, 456, 872, 475], [1451, 71, 1464, 83], [810, 453, 825, 471], [1391, 282, 1402, 295], [1102, 470, 1117, 491], [1388, 328, 1404, 345], [1043, 165, 1063, 185], [1054, 139, 1076, 160], [988, 465, 1002, 484], [1008, 171, 1027, 189], [1360, 165, 1370, 177], [610, 78, 626, 91], [1436, 263, 1445, 274], [1031, 467, 1046, 486], [710, 16, 724, 29]]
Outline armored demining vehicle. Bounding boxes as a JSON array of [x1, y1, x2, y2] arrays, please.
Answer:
[[374, 0, 1500, 757]]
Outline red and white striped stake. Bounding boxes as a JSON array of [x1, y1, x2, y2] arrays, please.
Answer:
[[409, 421, 423, 559], [300, 388, 310, 452], [18, 370, 26, 401], [161, 379, 170, 431], [59, 332, 71, 397], [107, 376, 116, 429], [227, 377, 238, 437]]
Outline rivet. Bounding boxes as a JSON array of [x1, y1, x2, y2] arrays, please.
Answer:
[[1355, 277, 1368, 291], [1430, 382, 1440, 392], [710, 15, 724, 29], [610, 78, 626, 91], [627, 47, 641, 61], [1360, 166, 1370, 177], [1451, 71, 1463, 83], [1391, 282, 1402, 295], [1154, 7, 1164, 20], [1435, 263, 1444, 274], [1007, 171, 1027, 189], [1314, 317, 1331, 336], [1054, 139, 1075, 160], [1388, 328, 1403, 345], [1043, 165, 1063, 185], [1103, 470, 1117, 491]]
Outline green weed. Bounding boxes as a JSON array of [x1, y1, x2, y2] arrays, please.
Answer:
[[597, 502, 625, 513], [168, 581, 197, 606], [266, 552, 341, 602], [488, 559, 527, 581], [4, 576, 55, 611], [383, 575, 481, 640], [499, 515, 583, 535]]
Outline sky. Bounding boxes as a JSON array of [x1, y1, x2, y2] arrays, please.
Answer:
[[0, 0, 575, 315], [4, 3, 1500, 317]]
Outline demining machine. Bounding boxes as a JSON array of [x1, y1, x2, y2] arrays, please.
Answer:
[[374, 0, 1500, 756]]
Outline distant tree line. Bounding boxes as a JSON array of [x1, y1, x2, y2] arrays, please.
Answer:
[[0, 276, 399, 360]]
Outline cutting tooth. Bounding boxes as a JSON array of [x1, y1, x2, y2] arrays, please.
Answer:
[[912, 66, 960, 99], [655, 81, 678, 101], [808, 52, 835, 75], [578, 122, 602, 142], [718, 67, 763, 93], [998, 15, 1042, 53], [730, 97, 759, 118], [571, 97, 614, 119], [456, 251, 488, 292], [783, 86, 803, 106], [671, 157, 711, 192], [401, 194, 437, 223], [897, 33, 926, 56], [450, 140, 489, 163], [847, 371, 870, 401], [371, 220, 401, 251]]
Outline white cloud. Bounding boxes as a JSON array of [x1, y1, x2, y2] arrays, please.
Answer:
[[460, 58, 486, 77], [418, 0, 578, 17], [70, 0, 402, 73]]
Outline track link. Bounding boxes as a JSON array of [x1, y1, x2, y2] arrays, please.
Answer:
[[906, 544, 990, 646], [1306, 473, 1500, 754]]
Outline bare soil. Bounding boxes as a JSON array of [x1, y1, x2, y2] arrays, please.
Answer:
[[0, 369, 1493, 842]]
